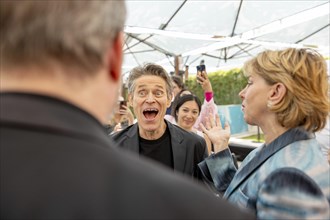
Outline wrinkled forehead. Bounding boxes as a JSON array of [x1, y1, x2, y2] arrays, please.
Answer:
[[134, 75, 167, 91]]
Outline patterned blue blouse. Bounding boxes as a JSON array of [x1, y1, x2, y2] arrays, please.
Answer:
[[199, 127, 330, 219]]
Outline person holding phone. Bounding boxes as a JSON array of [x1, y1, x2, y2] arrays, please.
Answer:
[[196, 60, 206, 72], [195, 62, 218, 132], [165, 62, 218, 133], [105, 97, 135, 134]]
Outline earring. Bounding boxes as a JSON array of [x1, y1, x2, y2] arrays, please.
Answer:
[[267, 101, 273, 108]]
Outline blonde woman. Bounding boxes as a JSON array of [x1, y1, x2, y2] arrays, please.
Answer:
[[199, 48, 330, 219]]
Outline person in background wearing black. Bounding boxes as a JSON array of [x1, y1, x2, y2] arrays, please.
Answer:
[[105, 96, 135, 135], [0, 1, 254, 219]]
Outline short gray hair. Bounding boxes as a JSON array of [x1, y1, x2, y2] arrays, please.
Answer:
[[0, 0, 126, 77], [127, 63, 173, 100]]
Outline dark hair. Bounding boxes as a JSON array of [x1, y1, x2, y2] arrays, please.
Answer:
[[170, 88, 192, 116], [172, 94, 202, 122], [171, 75, 186, 90]]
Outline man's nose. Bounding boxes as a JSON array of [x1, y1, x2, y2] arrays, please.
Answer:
[[146, 92, 155, 102]]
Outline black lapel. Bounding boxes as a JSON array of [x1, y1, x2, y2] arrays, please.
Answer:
[[224, 127, 312, 198], [120, 123, 140, 153], [167, 121, 187, 173]]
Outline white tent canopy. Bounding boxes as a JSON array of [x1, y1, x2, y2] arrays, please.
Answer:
[[123, 0, 330, 76]]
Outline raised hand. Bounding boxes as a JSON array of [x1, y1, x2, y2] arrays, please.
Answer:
[[200, 113, 230, 153], [118, 105, 135, 125], [196, 71, 212, 93]]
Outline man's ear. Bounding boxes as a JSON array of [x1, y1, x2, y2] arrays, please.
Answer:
[[268, 82, 286, 105], [107, 32, 123, 82], [127, 94, 133, 107], [166, 94, 173, 108]]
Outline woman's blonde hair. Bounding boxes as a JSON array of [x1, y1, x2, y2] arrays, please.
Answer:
[[243, 48, 329, 132]]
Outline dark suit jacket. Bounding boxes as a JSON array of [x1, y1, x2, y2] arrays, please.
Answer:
[[0, 93, 254, 220], [111, 121, 208, 180]]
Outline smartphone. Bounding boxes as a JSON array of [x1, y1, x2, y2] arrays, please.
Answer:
[[196, 65, 206, 72], [196, 59, 206, 72], [119, 100, 127, 110]]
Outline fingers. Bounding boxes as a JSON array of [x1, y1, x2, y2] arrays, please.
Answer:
[[196, 75, 204, 84], [119, 105, 130, 115], [199, 123, 207, 133], [209, 113, 216, 128], [198, 71, 207, 81], [118, 109, 126, 115], [215, 114, 221, 128], [224, 121, 231, 133], [204, 116, 211, 130], [114, 123, 122, 132], [201, 71, 208, 79], [201, 114, 228, 132]]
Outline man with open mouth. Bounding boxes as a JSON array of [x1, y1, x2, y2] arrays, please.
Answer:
[[111, 63, 209, 181]]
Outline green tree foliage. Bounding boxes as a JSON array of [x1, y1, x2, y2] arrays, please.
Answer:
[[185, 68, 247, 105]]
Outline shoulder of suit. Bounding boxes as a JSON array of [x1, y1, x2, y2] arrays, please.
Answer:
[[110, 123, 136, 140]]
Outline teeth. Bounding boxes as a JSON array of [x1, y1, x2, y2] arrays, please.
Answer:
[[143, 108, 158, 112]]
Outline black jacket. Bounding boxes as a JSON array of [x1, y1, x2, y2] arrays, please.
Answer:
[[0, 92, 254, 220], [111, 120, 208, 180]]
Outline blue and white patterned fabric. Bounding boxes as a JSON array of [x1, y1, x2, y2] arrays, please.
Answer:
[[199, 127, 330, 219]]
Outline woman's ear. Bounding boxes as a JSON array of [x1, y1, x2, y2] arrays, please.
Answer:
[[268, 83, 287, 105]]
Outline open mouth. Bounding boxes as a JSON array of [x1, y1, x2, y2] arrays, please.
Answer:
[[143, 108, 159, 120]]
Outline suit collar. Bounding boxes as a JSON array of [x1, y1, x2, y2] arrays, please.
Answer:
[[120, 123, 140, 153], [166, 120, 184, 143], [121, 120, 188, 172], [166, 121, 187, 173], [224, 127, 313, 198]]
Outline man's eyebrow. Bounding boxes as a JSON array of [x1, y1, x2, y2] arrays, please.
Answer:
[[136, 84, 165, 89], [136, 85, 147, 89], [154, 85, 166, 89]]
